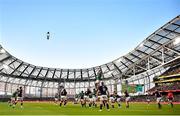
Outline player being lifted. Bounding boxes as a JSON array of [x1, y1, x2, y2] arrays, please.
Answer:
[[97, 82, 110, 111], [124, 90, 130, 108], [60, 88, 67, 107], [154, 89, 162, 109], [95, 69, 102, 89]]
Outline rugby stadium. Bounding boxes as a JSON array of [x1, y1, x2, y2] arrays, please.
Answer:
[[0, 15, 180, 115]]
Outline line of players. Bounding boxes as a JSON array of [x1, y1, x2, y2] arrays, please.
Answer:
[[55, 81, 175, 111], [8, 83, 174, 110], [8, 87, 23, 108], [55, 81, 130, 111]]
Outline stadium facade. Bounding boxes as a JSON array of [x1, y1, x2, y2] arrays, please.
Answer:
[[0, 16, 180, 98]]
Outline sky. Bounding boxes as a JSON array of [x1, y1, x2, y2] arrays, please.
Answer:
[[0, 0, 179, 69]]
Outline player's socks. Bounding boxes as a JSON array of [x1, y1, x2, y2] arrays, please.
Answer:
[[12, 104, 15, 108], [100, 104, 103, 110], [64, 101, 67, 106], [112, 105, 114, 108], [106, 104, 109, 109], [89, 103, 91, 107], [126, 105, 129, 108], [21, 103, 23, 108], [118, 104, 121, 108], [103, 101, 105, 107], [158, 103, 161, 109], [60, 103, 62, 107], [171, 103, 173, 108]]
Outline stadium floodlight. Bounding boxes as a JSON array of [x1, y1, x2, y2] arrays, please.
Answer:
[[0, 49, 6, 53], [173, 36, 180, 45], [2, 64, 9, 70]]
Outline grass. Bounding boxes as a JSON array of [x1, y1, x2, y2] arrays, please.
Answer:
[[0, 102, 180, 115]]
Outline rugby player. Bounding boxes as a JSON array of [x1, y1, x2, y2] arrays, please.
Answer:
[[54, 92, 59, 104], [17, 87, 23, 108], [167, 91, 174, 108], [97, 82, 110, 111], [84, 88, 92, 107], [124, 90, 130, 108], [114, 91, 121, 108], [154, 89, 162, 109], [9, 89, 18, 108], [79, 91, 85, 107], [92, 88, 97, 107], [60, 88, 67, 107]]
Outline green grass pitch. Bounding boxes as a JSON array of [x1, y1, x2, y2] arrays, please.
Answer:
[[0, 102, 180, 115]]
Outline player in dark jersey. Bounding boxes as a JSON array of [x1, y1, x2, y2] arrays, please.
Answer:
[[114, 91, 121, 108], [9, 89, 18, 108], [60, 88, 67, 107], [154, 89, 162, 109], [97, 82, 110, 111], [167, 91, 174, 108], [79, 91, 85, 107], [17, 87, 23, 108], [124, 90, 130, 108], [84, 88, 92, 107]]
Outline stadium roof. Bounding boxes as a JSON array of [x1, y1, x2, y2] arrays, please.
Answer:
[[0, 15, 180, 83]]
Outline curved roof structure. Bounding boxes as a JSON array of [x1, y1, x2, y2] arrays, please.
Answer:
[[0, 15, 180, 85]]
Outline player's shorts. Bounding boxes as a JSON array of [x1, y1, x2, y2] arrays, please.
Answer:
[[100, 95, 108, 101], [17, 97, 23, 101], [156, 97, 162, 102], [147, 99, 150, 102], [80, 98, 84, 102], [89, 98, 93, 102], [168, 97, 173, 102], [125, 97, 130, 102], [92, 96, 97, 102], [11, 97, 16, 101], [61, 96, 67, 100], [54, 98, 59, 101], [84, 96, 89, 101], [116, 98, 121, 102], [109, 97, 115, 103]]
